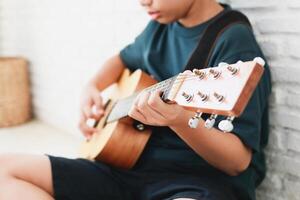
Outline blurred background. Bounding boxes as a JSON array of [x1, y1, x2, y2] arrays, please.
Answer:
[[0, 0, 299, 199]]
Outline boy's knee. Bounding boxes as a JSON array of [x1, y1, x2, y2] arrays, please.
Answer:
[[0, 153, 14, 163], [0, 153, 17, 178], [0, 156, 11, 190], [0, 177, 16, 199]]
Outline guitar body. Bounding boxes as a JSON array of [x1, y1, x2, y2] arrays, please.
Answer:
[[79, 58, 265, 169], [79, 69, 157, 169]]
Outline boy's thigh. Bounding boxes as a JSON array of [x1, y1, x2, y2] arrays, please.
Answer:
[[0, 153, 53, 195], [48, 156, 132, 200]]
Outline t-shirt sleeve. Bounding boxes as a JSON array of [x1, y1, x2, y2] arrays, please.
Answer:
[[207, 24, 272, 152], [119, 21, 155, 72]]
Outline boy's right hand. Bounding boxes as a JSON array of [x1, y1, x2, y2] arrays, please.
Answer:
[[79, 84, 105, 140]]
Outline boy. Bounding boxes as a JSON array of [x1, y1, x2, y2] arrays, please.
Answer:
[[0, 0, 271, 200]]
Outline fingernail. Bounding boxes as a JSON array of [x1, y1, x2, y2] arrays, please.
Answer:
[[86, 118, 96, 127]]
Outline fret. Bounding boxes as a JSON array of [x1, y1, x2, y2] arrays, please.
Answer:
[[80, 58, 266, 169], [106, 75, 178, 123], [161, 76, 177, 102]]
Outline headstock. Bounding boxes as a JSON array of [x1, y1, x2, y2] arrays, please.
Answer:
[[165, 57, 265, 132]]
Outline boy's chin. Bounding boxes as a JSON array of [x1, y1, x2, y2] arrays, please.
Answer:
[[154, 18, 176, 24]]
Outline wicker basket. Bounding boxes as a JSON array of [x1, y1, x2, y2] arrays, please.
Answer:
[[0, 57, 32, 127]]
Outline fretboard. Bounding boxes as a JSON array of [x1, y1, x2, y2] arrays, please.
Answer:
[[106, 75, 177, 123]]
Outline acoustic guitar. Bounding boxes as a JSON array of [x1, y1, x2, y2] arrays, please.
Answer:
[[79, 57, 265, 169]]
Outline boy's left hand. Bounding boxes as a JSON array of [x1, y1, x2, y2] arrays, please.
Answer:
[[128, 90, 185, 126]]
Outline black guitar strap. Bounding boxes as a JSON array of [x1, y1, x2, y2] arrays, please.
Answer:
[[184, 9, 252, 70], [136, 9, 252, 131]]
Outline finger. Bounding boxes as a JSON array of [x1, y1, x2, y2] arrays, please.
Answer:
[[80, 124, 95, 139], [92, 93, 104, 114], [136, 91, 150, 109], [83, 104, 103, 120], [79, 114, 97, 139], [133, 91, 146, 107], [136, 92, 154, 119], [128, 106, 147, 124], [149, 91, 184, 118], [91, 105, 104, 120], [138, 91, 165, 122], [148, 90, 167, 116], [83, 103, 94, 118]]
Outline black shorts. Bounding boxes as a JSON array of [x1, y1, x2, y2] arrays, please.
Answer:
[[48, 155, 237, 200]]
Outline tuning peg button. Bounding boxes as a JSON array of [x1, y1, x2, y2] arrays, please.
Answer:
[[218, 116, 235, 132], [205, 118, 215, 129], [189, 117, 199, 129], [188, 112, 202, 129], [218, 120, 233, 132], [204, 114, 218, 129]]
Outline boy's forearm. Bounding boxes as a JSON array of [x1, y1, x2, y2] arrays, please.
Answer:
[[169, 110, 252, 176], [88, 54, 126, 90]]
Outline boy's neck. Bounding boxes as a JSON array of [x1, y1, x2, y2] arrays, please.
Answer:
[[178, 1, 224, 28]]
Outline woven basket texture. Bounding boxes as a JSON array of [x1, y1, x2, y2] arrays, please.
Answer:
[[0, 57, 32, 127]]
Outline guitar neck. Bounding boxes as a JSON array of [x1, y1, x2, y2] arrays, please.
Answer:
[[101, 57, 265, 134], [106, 76, 177, 123]]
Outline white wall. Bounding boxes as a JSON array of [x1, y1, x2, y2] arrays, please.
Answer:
[[0, 0, 148, 135], [225, 1, 300, 199], [1, 0, 300, 199]]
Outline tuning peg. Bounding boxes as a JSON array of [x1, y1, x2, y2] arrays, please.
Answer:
[[209, 69, 221, 79], [218, 116, 235, 132], [227, 65, 239, 75], [182, 92, 194, 102], [188, 111, 202, 129], [253, 57, 265, 67], [193, 69, 206, 79], [213, 92, 225, 103], [197, 91, 209, 102], [204, 114, 218, 129]]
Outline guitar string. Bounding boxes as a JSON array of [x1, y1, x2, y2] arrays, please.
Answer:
[[143, 64, 239, 92], [107, 66, 246, 121], [110, 70, 238, 110], [126, 66, 239, 96], [107, 74, 223, 121], [116, 72, 223, 103]]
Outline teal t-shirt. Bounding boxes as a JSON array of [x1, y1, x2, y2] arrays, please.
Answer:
[[120, 5, 271, 200]]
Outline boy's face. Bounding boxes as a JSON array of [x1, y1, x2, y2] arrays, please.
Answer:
[[139, 0, 195, 24]]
